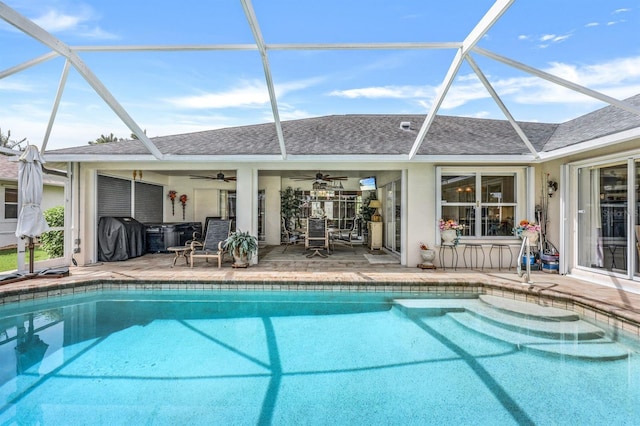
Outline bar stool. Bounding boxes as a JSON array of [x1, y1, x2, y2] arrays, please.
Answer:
[[463, 243, 485, 270], [489, 243, 513, 270], [439, 244, 458, 271]]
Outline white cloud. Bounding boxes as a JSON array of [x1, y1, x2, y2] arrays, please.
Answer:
[[29, 7, 118, 39], [166, 81, 270, 109], [585, 22, 599, 27], [165, 77, 324, 110], [0, 79, 35, 92], [613, 8, 631, 14], [323, 55, 640, 116], [518, 35, 529, 40], [329, 85, 433, 99], [539, 33, 572, 44], [32, 10, 83, 32]]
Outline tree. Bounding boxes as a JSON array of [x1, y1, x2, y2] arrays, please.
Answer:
[[0, 128, 27, 150], [88, 133, 122, 145]]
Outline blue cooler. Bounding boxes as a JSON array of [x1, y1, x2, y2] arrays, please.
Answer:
[[521, 254, 536, 265], [542, 261, 559, 273]]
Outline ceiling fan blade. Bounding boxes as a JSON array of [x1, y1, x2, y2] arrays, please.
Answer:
[[189, 175, 215, 180]]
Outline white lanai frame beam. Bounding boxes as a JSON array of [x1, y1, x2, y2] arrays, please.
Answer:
[[409, 0, 515, 159], [0, 2, 164, 159], [0, 51, 58, 79], [466, 54, 540, 159], [240, 0, 288, 160], [474, 47, 640, 117], [41, 60, 71, 152]]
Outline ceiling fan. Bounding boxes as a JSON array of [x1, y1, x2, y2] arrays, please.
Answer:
[[292, 172, 348, 182], [189, 172, 237, 182]]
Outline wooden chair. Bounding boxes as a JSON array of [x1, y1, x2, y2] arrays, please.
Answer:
[[189, 219, 231, 268], [305, 218, 329, 257]]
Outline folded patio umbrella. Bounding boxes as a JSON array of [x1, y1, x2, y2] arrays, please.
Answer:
[[15, 145, 50, 273]]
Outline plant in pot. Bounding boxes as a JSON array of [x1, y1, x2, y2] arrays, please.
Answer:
[[280, 186, 302, 231], [223, 230, 258, 268]]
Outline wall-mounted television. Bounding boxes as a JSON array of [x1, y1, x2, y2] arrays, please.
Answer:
[[359, 176, 377, 191]]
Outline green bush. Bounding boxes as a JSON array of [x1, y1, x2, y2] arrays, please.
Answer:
[[40, 206, 64, 258]]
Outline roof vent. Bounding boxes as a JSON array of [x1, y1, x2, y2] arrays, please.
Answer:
[[400, 121, 411, 131]]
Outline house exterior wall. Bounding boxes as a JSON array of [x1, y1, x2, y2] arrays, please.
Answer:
[[0, 180, 65, 249], [68, 160, 551, 270]]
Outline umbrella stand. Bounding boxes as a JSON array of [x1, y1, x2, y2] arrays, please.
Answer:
[[28, 237, 35, 274]]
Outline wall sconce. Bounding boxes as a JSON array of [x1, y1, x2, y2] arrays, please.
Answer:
[[548, 179, 558, 197]]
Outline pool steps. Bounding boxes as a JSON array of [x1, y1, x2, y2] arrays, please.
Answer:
[[394, 295, 630, 361]]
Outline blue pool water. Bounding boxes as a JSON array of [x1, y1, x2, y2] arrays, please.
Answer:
[[0, 290, 639, 425]]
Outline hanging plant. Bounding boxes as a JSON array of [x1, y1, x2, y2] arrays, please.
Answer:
[[168, 190, 177, 215], [180, 194, 188, 220]]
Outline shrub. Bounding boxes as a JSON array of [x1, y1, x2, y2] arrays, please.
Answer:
[[40, 206, 64, 258]]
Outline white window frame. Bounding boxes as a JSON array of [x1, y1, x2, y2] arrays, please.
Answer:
[[436, 166, 528, 241], [4, 186, 18, 220]]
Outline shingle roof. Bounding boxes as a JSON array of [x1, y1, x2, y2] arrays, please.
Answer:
[[46, 115, 558, 157], [0, 154, 63, 184], [0, 155, 19, 180], [544, 94, 640, 151], [45, 96, 640, 158]]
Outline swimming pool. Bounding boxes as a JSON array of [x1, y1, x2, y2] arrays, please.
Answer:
[[1, 290, 639, 425]]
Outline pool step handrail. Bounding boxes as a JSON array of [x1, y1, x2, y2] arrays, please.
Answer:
[[517, 237, 532, 284]]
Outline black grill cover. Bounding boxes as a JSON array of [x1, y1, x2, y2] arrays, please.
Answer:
[[98, 217, 146, 261]]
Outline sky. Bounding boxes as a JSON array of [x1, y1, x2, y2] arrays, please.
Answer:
[[1, 0, 639, 150]]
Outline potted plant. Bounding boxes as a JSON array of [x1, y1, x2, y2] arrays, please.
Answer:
[[419, 242, 436, 268], [439, 219, 464, 245], [280, 186, 302, 230], [223, 230, 258, 268]]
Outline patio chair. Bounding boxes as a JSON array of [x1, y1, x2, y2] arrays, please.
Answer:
[[331, 217, 361, 252], [189, 219, 231, 268], [305, 218, 329, 257], [282, 217, 304, 252]]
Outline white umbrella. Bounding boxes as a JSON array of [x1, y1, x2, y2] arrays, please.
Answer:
[[15, 145, 50, 273]]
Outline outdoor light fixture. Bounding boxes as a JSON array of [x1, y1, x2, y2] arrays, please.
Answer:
[[369, 199, 382, 222], [548, 179, 558, 197]]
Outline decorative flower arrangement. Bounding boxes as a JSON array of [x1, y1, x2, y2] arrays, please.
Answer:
[[439, 219, 464, 231], [513, 219, 541, 237], [419, 242, 429, 250], [179, 194, 188, 220], [168, 190, 177, 215]]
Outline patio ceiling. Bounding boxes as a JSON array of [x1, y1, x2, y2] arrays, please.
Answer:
[[1, 0, 639, 162]]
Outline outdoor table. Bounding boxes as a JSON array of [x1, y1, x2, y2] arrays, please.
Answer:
[[167, 246, 190, 267]]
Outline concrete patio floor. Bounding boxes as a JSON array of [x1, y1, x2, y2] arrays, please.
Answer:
[[1, 244, 640, 340]]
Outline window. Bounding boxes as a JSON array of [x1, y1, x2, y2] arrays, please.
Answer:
[[439, 168, 524, 238], [4, 187, 18, 219]]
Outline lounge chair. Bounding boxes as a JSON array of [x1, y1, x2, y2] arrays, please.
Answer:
[[189, 219, 231, 268]]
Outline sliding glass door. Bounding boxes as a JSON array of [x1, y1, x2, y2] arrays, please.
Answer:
[[577, 161, 638, 275]]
